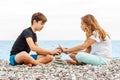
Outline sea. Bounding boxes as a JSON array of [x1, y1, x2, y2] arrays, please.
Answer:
[[0, 40, 120, 61]]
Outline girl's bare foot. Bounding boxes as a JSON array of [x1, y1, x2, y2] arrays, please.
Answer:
[[66, 60, 86, 65], [66, 60, 78, 65]]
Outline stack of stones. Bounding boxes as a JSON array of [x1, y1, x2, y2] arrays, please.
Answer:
[[53, 55, 67, 64]]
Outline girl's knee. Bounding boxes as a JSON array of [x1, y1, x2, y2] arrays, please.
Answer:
[[70, 54, 76, 60], [70, 54, 75, 58], [75, 53, 87, 62]]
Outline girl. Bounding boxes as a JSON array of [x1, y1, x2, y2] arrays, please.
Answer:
[[60, 14, 112, 65]]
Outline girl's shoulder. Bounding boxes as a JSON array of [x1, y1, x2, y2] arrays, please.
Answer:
[[92, 30, 99, 37]]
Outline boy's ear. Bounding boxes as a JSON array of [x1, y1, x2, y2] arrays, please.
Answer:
[[33, 20, 37, 24]]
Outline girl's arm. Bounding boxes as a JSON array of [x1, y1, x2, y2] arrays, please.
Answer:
[[84, 46, 91, 53], [65, 38, 95, 53]]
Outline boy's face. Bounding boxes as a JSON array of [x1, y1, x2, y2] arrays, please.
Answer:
[[34, 20, 44, 31]]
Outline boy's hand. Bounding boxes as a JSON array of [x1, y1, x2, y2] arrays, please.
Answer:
[[50, 48, 62, 55]]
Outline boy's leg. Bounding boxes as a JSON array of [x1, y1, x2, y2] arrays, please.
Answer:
[[15, 51, 40, 66], [9, 55, 18, 66], [37, 54, 53, 64]]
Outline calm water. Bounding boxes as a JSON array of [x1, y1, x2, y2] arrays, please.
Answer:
[[0, 40, 120, 60]]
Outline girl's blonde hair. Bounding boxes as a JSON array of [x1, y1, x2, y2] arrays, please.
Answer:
[[81, 14, 110, 41]]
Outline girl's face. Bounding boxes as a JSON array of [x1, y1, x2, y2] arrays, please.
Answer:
[[81, 20, 87, 32]]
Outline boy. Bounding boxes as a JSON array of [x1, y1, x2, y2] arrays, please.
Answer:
[[9, 12, 61, 66]]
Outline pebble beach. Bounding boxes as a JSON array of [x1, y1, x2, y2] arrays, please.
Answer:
[[0, 56, 120, 80]]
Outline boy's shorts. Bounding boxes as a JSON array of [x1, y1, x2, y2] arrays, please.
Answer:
[[9, 54, 38, 66], [75, 52, 107, 65]]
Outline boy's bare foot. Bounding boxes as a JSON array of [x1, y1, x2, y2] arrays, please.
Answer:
[[26, 63, 32, 67]]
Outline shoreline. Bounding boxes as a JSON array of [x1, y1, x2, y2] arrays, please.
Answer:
[[0, 59, 120, 80]]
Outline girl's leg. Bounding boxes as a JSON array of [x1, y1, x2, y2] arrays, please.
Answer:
[[66, 54, 85, 65], [15, 51, 40, 66], [75, 52, 106, 65]]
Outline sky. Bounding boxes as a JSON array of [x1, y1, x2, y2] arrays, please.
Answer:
[[0, 0, 120, 40]]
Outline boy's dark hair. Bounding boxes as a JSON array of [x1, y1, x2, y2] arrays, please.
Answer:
[[31, 12, 47, 25]]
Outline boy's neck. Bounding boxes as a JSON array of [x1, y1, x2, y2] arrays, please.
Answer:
[[31, 25, 36, 33]]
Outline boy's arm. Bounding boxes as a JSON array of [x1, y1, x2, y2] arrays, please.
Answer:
[[26, 37, 52, 55], [35, 42, 39, 46], [35, 42, 61, 55]]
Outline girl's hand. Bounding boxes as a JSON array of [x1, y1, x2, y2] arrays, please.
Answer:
[[57, 45, 69, 54]]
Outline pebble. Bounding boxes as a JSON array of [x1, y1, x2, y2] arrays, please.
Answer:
[[0, 58, 120, 80]]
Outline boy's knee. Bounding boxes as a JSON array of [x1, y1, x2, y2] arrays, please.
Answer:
[[18, 51, 29, 59], [20, 51, 28, 55], [46, 55, 53, 61]]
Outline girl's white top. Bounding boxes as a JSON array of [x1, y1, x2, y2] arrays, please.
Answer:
[[90, 31, 112, 63]]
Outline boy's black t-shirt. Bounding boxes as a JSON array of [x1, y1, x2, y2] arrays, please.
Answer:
[[10, 27, 37, 56]]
